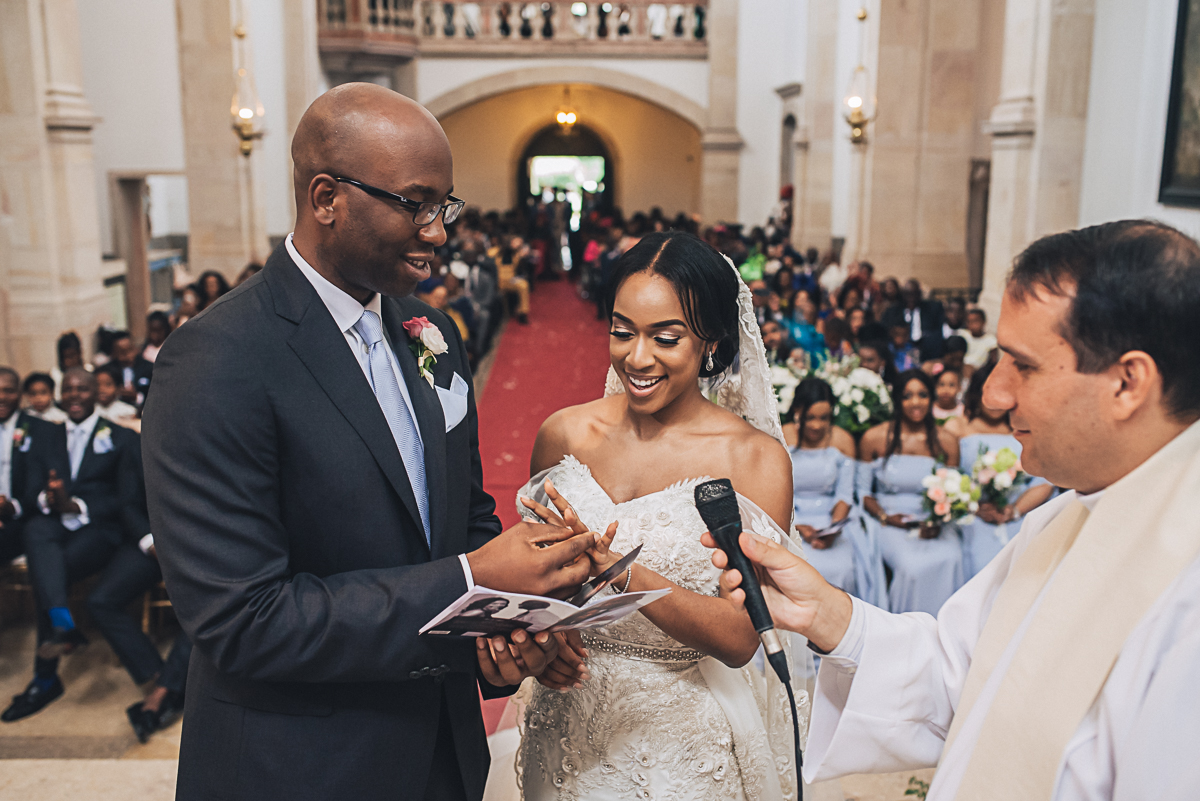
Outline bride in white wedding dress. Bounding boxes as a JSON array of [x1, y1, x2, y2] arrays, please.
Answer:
[[506, 232, 811, 801]]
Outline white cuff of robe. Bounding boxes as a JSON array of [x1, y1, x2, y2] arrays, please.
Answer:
[[458, 553, 474, 589], [139, 534, 155, 554], [821, 596, 866, 670]]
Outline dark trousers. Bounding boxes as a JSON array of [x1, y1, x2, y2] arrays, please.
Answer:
[[87, 545, 192, 692], [0, 518, 24, 562], [424, 692, 469, 801]]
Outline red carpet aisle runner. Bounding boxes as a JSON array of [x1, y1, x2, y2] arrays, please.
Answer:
[[476, 279, 611, 736], [477, 280, 612, 529]]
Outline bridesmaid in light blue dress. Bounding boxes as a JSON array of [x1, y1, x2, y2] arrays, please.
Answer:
[[857, 370, 964, 616], [784, 379, 887, 607], [949, 363, 1055, 579]]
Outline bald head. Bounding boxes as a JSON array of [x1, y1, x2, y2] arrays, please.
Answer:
[[292, 83, 451, 207]]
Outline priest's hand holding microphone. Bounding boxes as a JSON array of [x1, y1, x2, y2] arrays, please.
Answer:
[[698, 483, 854, 657]]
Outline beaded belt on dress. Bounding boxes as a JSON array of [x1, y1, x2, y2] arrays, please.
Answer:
[[581, 632, 706, 663]]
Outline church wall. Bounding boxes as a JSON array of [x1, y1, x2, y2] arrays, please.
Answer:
[[735, 0, 806, 228], [76, 0, 187, 254], [1078, 0, 1200, 238], [437, 84, 701, 217]]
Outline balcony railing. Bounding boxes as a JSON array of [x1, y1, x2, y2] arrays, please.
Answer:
[[318, 1, 707, 64]]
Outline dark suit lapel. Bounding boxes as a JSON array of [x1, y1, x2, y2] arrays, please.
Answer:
[[269, 255, 429, 546], [382, 297, 449, 556]]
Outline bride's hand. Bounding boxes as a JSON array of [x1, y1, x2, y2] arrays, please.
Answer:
[[521, 480, 620, 576], [585, 521, 621, 577], [536, 631, 590, 692]]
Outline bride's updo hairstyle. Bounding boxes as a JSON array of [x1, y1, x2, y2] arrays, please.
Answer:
[[604, 231, 741, 378]]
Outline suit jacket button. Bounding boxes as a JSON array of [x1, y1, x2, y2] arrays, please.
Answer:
[[409, 670, 423, 680]]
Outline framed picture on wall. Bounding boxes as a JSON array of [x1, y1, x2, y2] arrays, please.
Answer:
[[1161, 0, 1200, 206]]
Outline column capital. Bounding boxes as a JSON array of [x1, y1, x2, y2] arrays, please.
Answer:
[[982, 97, 1036, 138], [701, 128, 744, 152]]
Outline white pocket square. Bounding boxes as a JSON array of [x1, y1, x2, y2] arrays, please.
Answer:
[[435, 372, 470, 432]]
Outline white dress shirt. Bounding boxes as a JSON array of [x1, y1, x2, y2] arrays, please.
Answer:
[[285, 234, 474, 587], [37, 410, 100, 531], [0, 412, 17, 499], [805, 488, 1200, 800]]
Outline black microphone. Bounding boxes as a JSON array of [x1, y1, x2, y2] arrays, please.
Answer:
[[694, 478, 788, 684]]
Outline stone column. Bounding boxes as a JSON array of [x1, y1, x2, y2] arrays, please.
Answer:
[[0, 0, 109, 371], [699, 0, 741, 224], [176, 0, 270, 280], [978, 0, 1095, 320], [793, 0, 838, 254]]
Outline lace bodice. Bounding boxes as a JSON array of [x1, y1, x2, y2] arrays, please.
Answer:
[[514, 457, 806, 801]]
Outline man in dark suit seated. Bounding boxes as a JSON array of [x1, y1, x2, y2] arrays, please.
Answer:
[[0, 367, 56, 564], [110, 331, 154, 408], [86, 468, 192, 743], [2, 368, 147, 722], [142, 84, 595, 801], [881, 278, 948, 361]]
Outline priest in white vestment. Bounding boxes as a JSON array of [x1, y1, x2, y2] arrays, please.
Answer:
[[708, 220, 1200, 801]]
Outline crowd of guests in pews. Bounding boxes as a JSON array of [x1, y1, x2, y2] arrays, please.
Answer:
[[754, 251, 1050, 617], [0, 314, 203, 739]]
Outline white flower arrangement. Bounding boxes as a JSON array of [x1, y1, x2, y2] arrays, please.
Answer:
[[811, 355, 894, 435]]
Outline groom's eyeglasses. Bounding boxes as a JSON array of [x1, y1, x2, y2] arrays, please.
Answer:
[[334, 176, 465, 226]]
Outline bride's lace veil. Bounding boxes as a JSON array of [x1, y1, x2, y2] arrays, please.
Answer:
[[603, 252, 815, 781]]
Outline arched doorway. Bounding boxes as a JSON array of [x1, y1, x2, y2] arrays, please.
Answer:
[[518, 122, 613, 228]]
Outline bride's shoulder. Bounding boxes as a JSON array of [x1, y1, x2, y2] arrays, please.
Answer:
[[531, 397, 623, 473]]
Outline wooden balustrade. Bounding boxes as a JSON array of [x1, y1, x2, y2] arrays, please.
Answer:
[[318, 1, 708, 62]]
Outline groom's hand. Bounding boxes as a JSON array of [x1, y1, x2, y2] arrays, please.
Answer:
[[476, 629, 560, 687], [703, 529, 853, 653], [467, 521, 595, 598]]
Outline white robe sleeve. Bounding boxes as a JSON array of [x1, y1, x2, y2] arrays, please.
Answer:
[[802, 493, 1079, 783]]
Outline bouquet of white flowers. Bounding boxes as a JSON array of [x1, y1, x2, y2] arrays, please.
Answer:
[[970, 446, 1029, 510], [770, 364, 802, 421], [920, 466, 980, 526], [813, 355, 894, 435]]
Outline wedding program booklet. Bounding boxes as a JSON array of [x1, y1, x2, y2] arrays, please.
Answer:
[[420, 546, 669, 637]]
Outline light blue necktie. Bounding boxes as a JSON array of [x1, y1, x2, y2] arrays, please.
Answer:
[[353, 310, 431, 543]]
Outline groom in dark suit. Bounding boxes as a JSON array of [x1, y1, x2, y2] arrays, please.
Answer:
[[142, 84, 593, 801]]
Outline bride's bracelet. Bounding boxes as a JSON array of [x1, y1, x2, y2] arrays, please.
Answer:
[[617, 566, 633, 594]]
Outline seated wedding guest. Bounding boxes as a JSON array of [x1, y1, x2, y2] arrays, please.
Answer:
[[889, 324, 920, 372], [836, 284, 865, 318], [86, 483, 191, 743], [785, 378, 886, 606], [495, 236, 531, 324], [50, 332, 86, 402], [760, 319, 793, 366], [926, 335, 968, 379], [822, 316, 854, 362], [788, 288, 826, 360], [0, 367, 55, 564], [847, 307, 868, 343], [235, 261, 263, 286], [22, 373, 67, 424], [110, 331, 153, 407], [173, 284, 201, 327], [141, 312, 173, 364], [856, 339, 898, 389], [196, 270, 230, 311], [931, 366, 964, 424], [749, 279, 779, 326], [858, 370, 963, 615], [950, 362, 1054, 579], [3, 369, 145, 722], [958, 306, 998, 370], [943, 297, 967, 337], [95, 365, 139, 428], [882, 279, 947, 361]]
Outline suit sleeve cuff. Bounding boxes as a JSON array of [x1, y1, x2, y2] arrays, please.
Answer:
[[139, 534, 155, 554], [458, 553, 475, 589], [9, 499, 21, 518], [61, 497, 89, 531]]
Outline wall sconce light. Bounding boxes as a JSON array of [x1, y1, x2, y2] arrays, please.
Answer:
[[231, 24, 265, 157], [842, 8, 875, 145], [556, 108, 578, 128]]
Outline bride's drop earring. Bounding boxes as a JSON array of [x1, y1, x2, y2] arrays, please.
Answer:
[[706, 350, 714, 371]]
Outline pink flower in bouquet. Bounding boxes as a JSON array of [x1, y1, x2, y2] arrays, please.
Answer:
[[934, 501, 951, 518], [928, 486, 947, 504], [978, 467, 997, 485]]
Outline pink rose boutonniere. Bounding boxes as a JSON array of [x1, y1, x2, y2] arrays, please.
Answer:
[[402, 316, 449, 387]]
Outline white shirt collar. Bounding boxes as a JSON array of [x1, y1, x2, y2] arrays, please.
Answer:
[[66, 410, 101, 436], [1076, 489, 1104, 511], [286, 233, 381, 334]]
